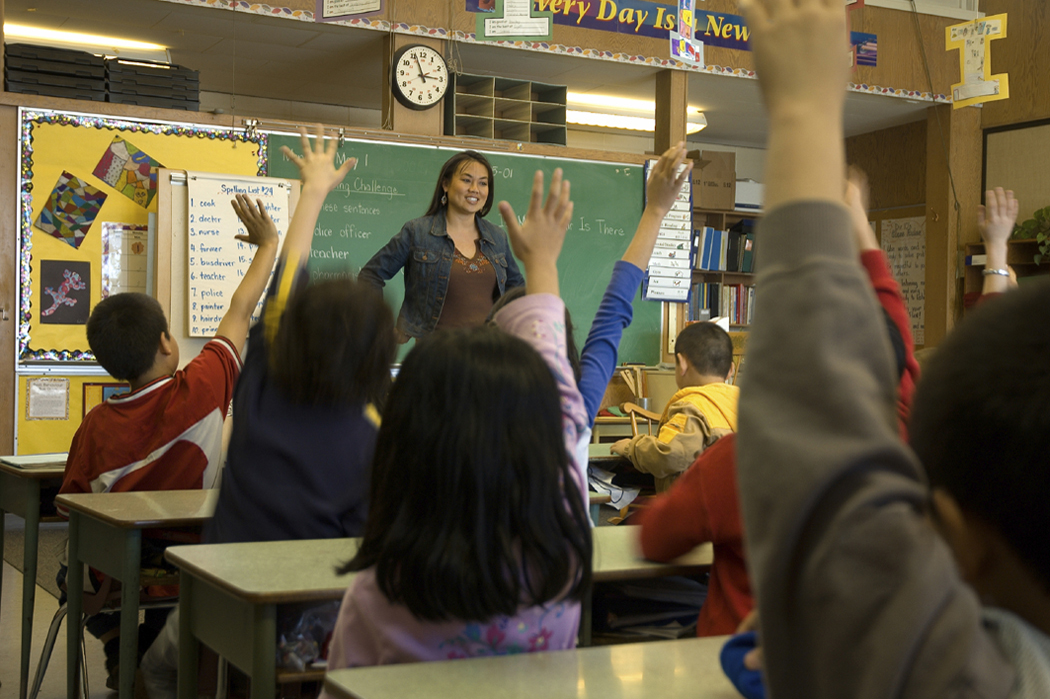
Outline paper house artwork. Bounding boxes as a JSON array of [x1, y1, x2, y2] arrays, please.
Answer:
[[93, 136, 164, 208], [39, 260, 90, 325], [35, 171, 108, 249]]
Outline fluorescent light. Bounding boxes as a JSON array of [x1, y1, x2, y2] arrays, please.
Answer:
[[567, 92, 706, 133], [4, 23, 170, 62], [567, 109, 707, 134]]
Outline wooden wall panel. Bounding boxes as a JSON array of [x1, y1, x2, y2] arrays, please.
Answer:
[[846, 120, 927, 210], [978, 0, 1050, 129], [0, 105, 14, 453], [925, 103, 982, 346]]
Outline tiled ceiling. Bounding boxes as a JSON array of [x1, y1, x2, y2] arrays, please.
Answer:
[[5, 0, 930, 148]]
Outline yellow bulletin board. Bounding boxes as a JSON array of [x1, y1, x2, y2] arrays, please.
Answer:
[[17, 375, 94, 454], [17, 109, 264, 362]]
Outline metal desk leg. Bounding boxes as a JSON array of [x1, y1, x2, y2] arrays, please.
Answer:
[[251, 604, 277, 699], [177, 579, 199, 699], [578, 583, 593, 648], [19, 479, 41, 699], [66, 512, 83, 699], [118, 530, 142, 699]]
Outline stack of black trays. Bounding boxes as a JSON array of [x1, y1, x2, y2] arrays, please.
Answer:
[[106, 58, 200, 111], [4, 43, 107, 101]]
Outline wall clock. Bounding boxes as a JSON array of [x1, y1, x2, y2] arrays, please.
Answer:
[[391, 44, 449, 111]]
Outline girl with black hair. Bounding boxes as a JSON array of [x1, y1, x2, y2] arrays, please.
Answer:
[[358, 150, 524, 343], [322, 168, 592, 673]]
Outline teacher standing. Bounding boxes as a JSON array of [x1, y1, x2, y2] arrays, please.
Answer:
[[358, 151, 524, 342]]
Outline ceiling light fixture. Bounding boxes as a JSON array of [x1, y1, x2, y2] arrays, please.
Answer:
[[566, 92, 707, 134], [4, 23, 170, 62]]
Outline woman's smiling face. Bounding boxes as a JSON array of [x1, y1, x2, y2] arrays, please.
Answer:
[[443, 160, 490, 216]]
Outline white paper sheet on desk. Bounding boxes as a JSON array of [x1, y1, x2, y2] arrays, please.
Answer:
[[588, 466, 640, 510]]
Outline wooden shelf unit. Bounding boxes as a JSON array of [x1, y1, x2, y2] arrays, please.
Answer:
[[445, 73, 567, 145], [686, 208, 760, 328]]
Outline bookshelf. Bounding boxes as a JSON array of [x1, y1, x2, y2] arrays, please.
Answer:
[[962, 238, 1048, 308], [688, 209, 761, 329]]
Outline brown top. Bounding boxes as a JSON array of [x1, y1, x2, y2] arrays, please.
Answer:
[[434, 246, 496, 331]]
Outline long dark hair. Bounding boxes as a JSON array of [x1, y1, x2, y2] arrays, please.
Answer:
[[270, 278, 395, 407], [424, 151, 495, 218], [339, 325, 592, 621]]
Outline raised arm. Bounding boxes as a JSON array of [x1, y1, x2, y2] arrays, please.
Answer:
[[495, 169, 588, 497], [279, 124, 357, 268], [578, 143, 691, 422], [977, 187, 1019, 296], [213, 195, 279, 353], [736, 0, 1012, 697]]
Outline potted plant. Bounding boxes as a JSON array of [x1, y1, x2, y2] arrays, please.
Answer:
[[1013, 205, 1050, 264]]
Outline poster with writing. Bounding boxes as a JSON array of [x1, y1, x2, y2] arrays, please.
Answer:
[[101, 223, 151, 297], [880, 216, 925, 345], [185, 173, 292, 337], [644, 158, 693, 302], [315, 0, 382, 22]]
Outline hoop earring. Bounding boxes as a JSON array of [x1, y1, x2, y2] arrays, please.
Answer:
[[441, 194, 447, 205]]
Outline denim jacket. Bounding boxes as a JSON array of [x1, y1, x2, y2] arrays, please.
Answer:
[[358, 213, 525, 338]]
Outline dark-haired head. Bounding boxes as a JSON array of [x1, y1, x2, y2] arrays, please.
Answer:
[[341, 324, 592, 621], [270, 278, 396, 407], [424, 151, 495, 218], [911, 279, 1050, 592], [674, 321, 734, 378], [487, 286, 581, 384], [87, 293, 169, 381]]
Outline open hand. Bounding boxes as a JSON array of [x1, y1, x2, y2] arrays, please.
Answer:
[[845, 167, 878, 251], [647, 142, 692, 215], [977, 187, 1018, 248], [498, 169, 574, 295], [231, 193, 279, 248], [279, 124, 356, 196], [739, 0, 849, 119]]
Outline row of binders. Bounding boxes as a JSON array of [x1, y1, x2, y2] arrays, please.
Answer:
[[694, 225, 756, 273], [689, 282, 755, 326]]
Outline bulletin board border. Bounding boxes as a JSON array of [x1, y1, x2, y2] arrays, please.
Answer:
[[17, 108, 268, 363]]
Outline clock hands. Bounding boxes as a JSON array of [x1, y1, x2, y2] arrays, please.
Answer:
[[414, 55, 427, 84]]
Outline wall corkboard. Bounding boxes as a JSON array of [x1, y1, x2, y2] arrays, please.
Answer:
[[984, 119, 1050, 222]]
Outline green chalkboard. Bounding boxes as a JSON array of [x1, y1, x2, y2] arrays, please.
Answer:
[[267, 135, 658, 363]]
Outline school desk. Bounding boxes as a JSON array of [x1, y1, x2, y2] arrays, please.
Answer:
[[324, 635, 740, 699], [165, 537, 360, 699], [0, 459, 66, 699], [56, 489, 217, 699], [164, 526, 712, 699], [592, 415, 634, 442]]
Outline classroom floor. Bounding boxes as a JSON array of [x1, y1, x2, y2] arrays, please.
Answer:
[[1, 555, 112, 699]]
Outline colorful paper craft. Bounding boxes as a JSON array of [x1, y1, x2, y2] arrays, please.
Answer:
[[35, 171, 108, 249], [93, 136, 164, 207]]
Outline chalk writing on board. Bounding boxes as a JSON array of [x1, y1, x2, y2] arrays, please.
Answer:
[[185, 172, 291, 337], [880, 215, 926, 344]]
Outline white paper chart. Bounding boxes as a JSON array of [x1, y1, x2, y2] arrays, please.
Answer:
[[644, 159, 693, 302], [186, 172, 292, 337]]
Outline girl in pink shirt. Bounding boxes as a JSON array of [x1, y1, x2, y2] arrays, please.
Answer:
[[325, 168, 591, 676]]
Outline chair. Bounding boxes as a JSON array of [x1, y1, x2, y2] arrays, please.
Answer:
[[621, 401, 662, 437], [28, 572, 180, 699]]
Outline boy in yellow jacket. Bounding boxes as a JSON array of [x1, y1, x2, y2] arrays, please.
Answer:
[[611, 322, 738, 491]]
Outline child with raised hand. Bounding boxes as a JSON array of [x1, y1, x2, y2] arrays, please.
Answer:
[[142, 125, 395, 699], [322, 168, 592, 676], [58, 145, 279, 692], [736, 0, 1044, 696]]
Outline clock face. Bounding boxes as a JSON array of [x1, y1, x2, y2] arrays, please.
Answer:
[[392, 45, 449, 111]]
